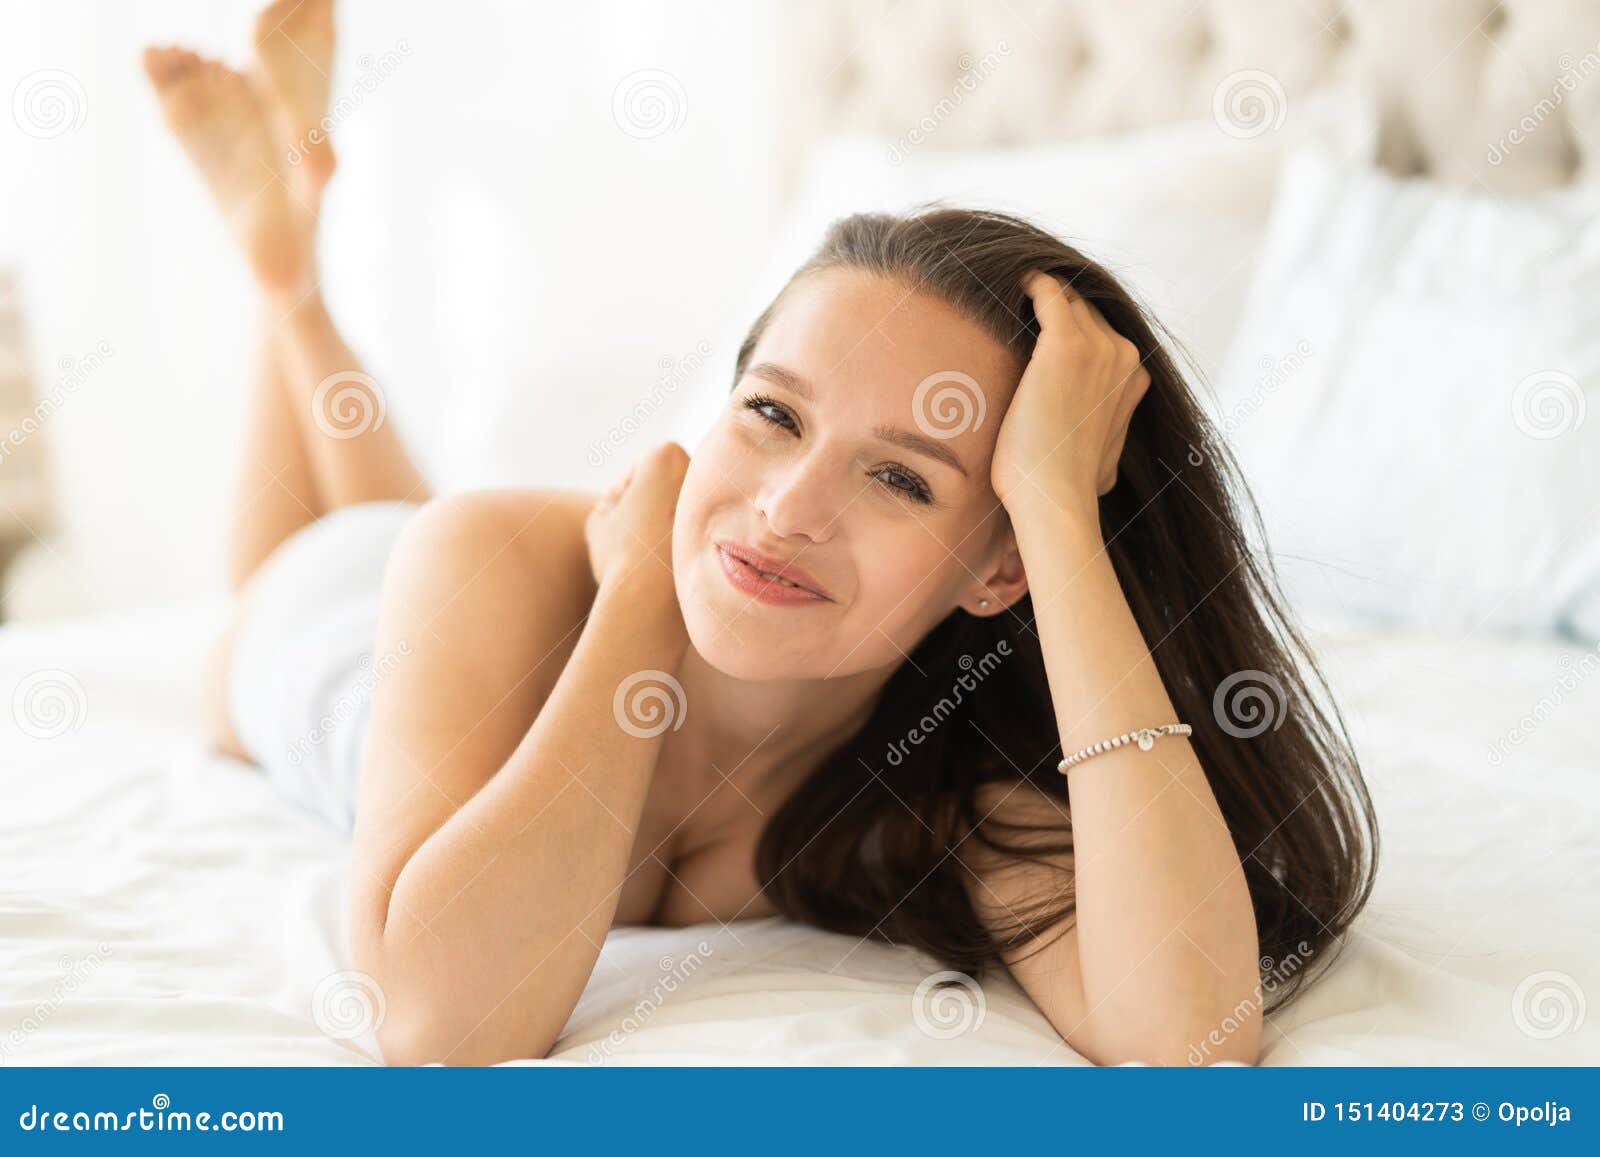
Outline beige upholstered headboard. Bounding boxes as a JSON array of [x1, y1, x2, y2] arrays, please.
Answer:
[[778, 0, 1600, 194]]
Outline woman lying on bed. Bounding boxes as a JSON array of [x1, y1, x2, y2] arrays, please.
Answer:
[[145, 0, 1378, 1067]]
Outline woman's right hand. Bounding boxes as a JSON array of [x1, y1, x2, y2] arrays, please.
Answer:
[[585, 441, 690, 595]]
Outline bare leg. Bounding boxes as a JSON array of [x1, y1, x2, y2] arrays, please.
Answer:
[[230, 324, 323, 589], [265, 289, 429, 509], [143, 10, 430, 570], [143, 1, 430, 758]]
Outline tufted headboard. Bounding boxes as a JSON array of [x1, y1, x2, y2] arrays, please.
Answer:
[[777, 0, 1600, 195]]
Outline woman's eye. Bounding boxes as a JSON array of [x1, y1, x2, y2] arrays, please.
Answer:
[[741, 393, 932, 505], [743, 394, 796, 432], [875, 465, 932, 504]]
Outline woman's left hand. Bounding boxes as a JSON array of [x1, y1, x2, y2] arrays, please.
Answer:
[[991, 270, 1152, 520]]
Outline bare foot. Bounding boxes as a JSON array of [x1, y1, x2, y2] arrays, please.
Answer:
[[142, 46, 312, 292], [253, 0, 337, 193]]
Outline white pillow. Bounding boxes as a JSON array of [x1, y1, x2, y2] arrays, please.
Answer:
[[666, 84, 1379, 449], [1211, 147, 1600, 641]]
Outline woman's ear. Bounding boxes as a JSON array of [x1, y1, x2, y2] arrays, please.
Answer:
[[962, 529, 1028, 616]]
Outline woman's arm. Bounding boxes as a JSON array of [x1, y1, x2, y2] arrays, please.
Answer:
[[974, 273, 1261, 1065], [990, 500, 1262, 1066], [347, 449, 690, 1066]]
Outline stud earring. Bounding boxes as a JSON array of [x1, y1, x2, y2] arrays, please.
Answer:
[[978, 599, 990, 608]]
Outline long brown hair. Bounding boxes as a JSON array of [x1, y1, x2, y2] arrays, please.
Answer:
[[748, 206, 1379, 1014]]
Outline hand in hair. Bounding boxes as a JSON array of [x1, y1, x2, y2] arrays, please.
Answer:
[[990, 271, 1152, 516]]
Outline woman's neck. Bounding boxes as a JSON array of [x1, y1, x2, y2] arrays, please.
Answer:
[[670, 643, 898, 794]]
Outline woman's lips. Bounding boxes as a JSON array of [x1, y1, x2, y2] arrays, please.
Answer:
[[716, 543, 832, 606]]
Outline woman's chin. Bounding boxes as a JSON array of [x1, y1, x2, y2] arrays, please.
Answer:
[[681, 612, 783, 679]]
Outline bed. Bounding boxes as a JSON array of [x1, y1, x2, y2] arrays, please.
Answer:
[[3, 600, 1595, 1065]]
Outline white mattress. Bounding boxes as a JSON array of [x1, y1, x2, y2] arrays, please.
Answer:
[[2, 601, 1596, 1066]]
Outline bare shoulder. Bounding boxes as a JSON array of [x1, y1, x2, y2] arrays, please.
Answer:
[[395, 486, 598, 573], [348, 486, 601, 934], [384, 487, 597, 626]]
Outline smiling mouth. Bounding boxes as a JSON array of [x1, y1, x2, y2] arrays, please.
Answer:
[[715, 545, 833, 604]]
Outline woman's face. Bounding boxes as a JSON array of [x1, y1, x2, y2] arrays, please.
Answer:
[[673, 267, 1029, 680]]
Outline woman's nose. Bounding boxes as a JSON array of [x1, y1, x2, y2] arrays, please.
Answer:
[[755, 454, 839, 544]]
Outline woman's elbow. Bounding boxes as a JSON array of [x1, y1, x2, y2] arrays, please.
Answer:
[[374, 1009, 557, 1067]]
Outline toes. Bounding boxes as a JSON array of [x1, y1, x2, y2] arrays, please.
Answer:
[[142, 46, 193, 87], [141, 46, 169, 85]]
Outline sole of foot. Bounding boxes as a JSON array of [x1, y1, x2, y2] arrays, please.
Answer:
[[253, 0, 338, 196], [142, 45, 313, 293]]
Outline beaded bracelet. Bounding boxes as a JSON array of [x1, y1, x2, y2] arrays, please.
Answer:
[[1057, 723, 1192, 774]]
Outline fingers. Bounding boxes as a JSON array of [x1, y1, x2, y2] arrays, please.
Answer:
[[1023, 270, 1153, 496], [1023, 270, 1124, 350], [1022, 270, 1084, 338]]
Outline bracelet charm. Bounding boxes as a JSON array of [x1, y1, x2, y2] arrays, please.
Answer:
[[1057, 723, 1192, 774]]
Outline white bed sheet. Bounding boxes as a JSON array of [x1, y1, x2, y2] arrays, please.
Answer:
[[2, 601, 1596, 1066]]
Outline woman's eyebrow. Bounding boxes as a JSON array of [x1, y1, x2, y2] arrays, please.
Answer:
[[744, 361, 970, 478]]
